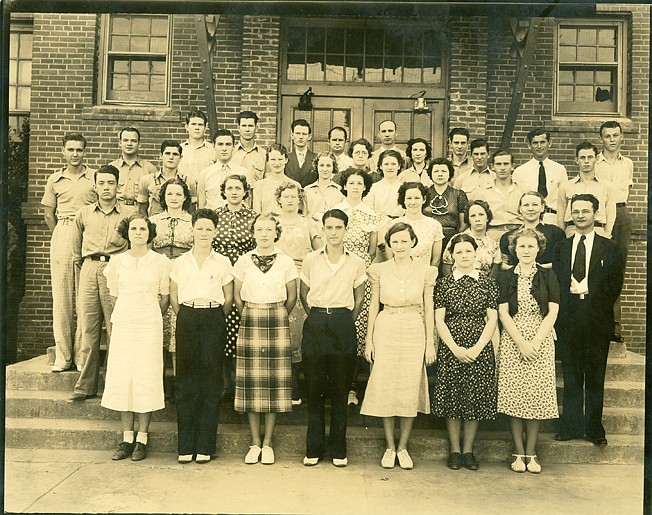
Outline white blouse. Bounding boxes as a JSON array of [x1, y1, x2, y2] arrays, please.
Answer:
[[233, 249, 299, 303]]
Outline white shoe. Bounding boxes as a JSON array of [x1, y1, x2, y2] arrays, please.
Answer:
[[177, 454, 193, 463], [292, 398, 302, 406], [51, 365, 68, 372], [261, 446, 275, 465], [526, 455, 541, 474], [347, 390, 358, 406], [245, 445, 262, 464], [510, 454, 526, 473], [195, 454, 211, 464], [303, 456, 319, 466], [381, 449, 396, 469], [396, 449, 413, 470], [332, 457, 348, 467]]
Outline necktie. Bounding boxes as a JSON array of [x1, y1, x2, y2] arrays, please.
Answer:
[[297, 153, 305, 168], [537, 161, 548, 197], [572, 235, 586, 282]]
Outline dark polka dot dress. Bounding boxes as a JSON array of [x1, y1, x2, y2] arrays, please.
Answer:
[[431, 273, 499, 420], [211, 205, 257, 357]]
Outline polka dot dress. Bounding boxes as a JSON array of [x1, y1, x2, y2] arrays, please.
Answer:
[[497, 266, 558, 420], [431, 274, 499, 420], [211, 205, 257, 357]]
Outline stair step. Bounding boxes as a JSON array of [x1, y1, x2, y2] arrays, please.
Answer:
[[554, 379, 644, 408], [5, 417, 642, 464], [6, 389, 644, 435]]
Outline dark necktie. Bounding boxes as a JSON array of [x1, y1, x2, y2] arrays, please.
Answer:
[[572, 235, 586, 282], [252, 253, 276, 273], [538, 161, 548, 197]]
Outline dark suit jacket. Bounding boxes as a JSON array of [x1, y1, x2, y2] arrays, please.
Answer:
[[552, 233, 623, 341], [285, 149, 318, 187]]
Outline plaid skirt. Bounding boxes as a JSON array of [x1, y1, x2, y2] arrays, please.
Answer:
[[234, 301, 292, 413]]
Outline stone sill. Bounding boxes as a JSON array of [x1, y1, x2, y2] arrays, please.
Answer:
[[548, 116, 640, 135], [81, 106, 182, 123]]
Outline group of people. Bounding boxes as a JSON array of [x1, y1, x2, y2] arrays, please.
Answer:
[[41, 109, 628, 473]]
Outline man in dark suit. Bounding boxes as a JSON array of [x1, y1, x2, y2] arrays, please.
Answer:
[[285, 119, 318, 187], [552, 193, 623, 447]]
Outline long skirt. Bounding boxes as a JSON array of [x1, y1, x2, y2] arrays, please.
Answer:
[[234, 301, 292, 413]]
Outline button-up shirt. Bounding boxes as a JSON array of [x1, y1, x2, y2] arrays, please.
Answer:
[[138, 170, 198, 217], [448, 154, 473, 183], [300, 246, 367, 310], [557, 174, 616, 237], [109, 156, 158, 205], [513, 157, 568, 221], [170, 249, 233, 305], [595, 152, 633, 204], [303, 182, 344, 221], [476, 180, 523, 227], [197, 161, 253, 210], [333, 153, 353, 173], [72, 202, 127, 261], [41, 166, 97, 220], [570, 230, 595, 295], [178, 139, 215, 184], [233, 249, 298, 303], [232, 142, 267, 183], [363, 179, 404, 217], [453, 168, 496, 202]]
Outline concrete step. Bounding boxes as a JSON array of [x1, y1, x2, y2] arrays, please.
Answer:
[[5, 417, 643, 464], [6, 389, 644, 435], [554, 378, 644, 408]]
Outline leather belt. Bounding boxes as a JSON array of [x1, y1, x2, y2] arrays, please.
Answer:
[[385, 305, 422, 314], [86, 255, 111, 262], [312, 307, 350, 315], [182, 301, 222, 309], [57, 218, 75, 225], [120, 199, 136, 206], [616, 202, 627, 208]]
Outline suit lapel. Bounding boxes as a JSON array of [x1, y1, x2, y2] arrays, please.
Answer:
[[588, 234, 605, 275]]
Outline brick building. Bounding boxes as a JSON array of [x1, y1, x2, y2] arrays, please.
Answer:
[[9, 4, 649, 359]]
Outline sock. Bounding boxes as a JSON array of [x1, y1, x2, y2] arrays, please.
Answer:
[[123, 430, 135, 443], [136, 432, 148, 445]]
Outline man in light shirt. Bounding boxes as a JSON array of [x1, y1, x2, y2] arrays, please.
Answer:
[[178, 109, 215, 184], [447, 127, 473, 183], [453, 138, 495, 202], [513, 128, 568, 225], [197, 129, 253, 209], [369, 120, 406, 173], [232, 111, 267, 183]]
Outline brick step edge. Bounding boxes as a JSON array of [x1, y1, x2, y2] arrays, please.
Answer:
[[5, 419, 644, 464]]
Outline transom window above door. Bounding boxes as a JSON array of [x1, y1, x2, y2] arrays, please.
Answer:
[[284, 20, 446, 85]]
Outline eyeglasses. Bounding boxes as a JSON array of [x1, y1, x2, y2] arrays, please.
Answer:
[[429, 194, 449, 216]]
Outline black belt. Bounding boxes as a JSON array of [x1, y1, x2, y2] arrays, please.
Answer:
[[543, 207, 557, 214], [86, 255, 111, 262], [566, 221, 605, 228], [120, 199, 136, 206], [616, 202, 627, 208], [312, 307, 350, 315]]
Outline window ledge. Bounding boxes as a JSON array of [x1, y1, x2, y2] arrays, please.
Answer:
[[548, 116, 639, 134], [82, 105, 182, 122]]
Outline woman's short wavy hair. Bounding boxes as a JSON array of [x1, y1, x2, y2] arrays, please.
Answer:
[[397, 181, 428, 209], [251, 212, 282, 242], [507, 227, 547, 257], [159, 177, 192, 212], [220, 174, 250, 200], [464, 199, 493, 225], [449, 232, 478, 253], [376, 149, 405, 175], [310, 151, 338, 177], [384, 221, 418, 249], [117, 213, 157, 244], [341, 167, 373, 198]]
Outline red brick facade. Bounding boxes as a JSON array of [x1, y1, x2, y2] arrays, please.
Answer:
[[15, 7, 649, 359]]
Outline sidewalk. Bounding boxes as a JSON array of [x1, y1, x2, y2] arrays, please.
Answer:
[[4, 448, 643, 514]]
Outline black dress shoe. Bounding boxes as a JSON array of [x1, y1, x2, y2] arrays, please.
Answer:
[[462, 452, 479, 470], [447, 452, 462, 470], [112, 441, 135, 460], [612, 333, 625, 343], [67, 393, 96, 402], [553, 433, 578, 441], [586, 436, 608, 447], [131, 442, 147, 461]]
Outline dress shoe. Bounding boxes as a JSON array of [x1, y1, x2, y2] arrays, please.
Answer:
[[586, 436, 608, 447], [510, 454, 526, 473], [51, 365, 71, 373], [462, 452, 479, 470], [332, 457, 348, 467], [68, 392, 95, 402], [195, 454, 211, 463], [447, 452, 462, 470], [612, 332, 625, 343], [178, 454, 193, 464], [396, 449, 413, 470], [526, 455, 541, 474], [347, 390, 359, 406], [261, 446, 275, 465], [112, 441, 135, 461], [381, 448, 396, 469], [131, 442, 147, 461], [553, 433, 578, 441], [303, 456, 319, 466], [245, 445, 262, 464], [291, 398, 302, 406]]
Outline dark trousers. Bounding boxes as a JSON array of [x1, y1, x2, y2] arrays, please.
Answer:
[[612, 204, 631, 333], [558, 296, 610, 439], [302, 309, 356, 460], [175, 305, 225, 456]]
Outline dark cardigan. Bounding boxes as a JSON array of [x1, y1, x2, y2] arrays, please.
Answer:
[[496, 265, 560, 318]]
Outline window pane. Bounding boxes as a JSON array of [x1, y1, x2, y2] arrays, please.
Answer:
[[313, 110, 331, 139], [111, 74, 129, 91], [287, 28, 305, 53], [10, 33, 18, 58], [130, 74, 149, 91], [365, 56, 383, 82], [325, 53, 344, 81], [578, 46, 596, 62], [596, 70, 613, 85], [19, 34, 33, 58], [346, 56, 363, 82], [9, 61, 17, 85], [346, 29, 364, 53], [404, 56, 422, 83], [150, 36, 167, 53], [110, 35, 130, 52], [413, 112, 432, 140], [577, 28, 596, 45], [404, 33, 422, 56], [559, 28, 577, 45], [131, 17, 151, 35], [597, 47, 616, 62], [394, 112, 412, 139], [131, 60, 149, 74], [558, 70, 574, 84], [130, 36, 150, 52], [332, 110, 350, 131], [17, 86, 31, 110], [575, 85, 593, 101], [385, 31, 403, 56], [151, 75, 166, 92], [18, 61, 31, 84], [558, 85, 574, 101], [423, 55, 441, 83], [306, 56, 324, 80], [151, 17, 168, 36], [598, 28, 616, 46], [595, 86, 612, 102], [559, 46, 576, 62], [306, 28, 325, 54], [365, 31, 384, 56], [9, 85, 16, 110], [326, 28, 344, 53], [575, 70, 594, 84], [111, 16, 130, 33], [151, 60, 166, 74], [112, 59, 129, 73]]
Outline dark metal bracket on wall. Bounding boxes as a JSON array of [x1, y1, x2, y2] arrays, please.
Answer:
[[500, 18, 542, 150], [195, 14, 220, 140]]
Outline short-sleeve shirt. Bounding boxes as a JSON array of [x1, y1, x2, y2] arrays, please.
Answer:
[[170, 249, 233, 305], [499, 223, 566, 266], [364, 179, 404, 217], [197, 161, 254, 210], [233, 249, 299, 303], [137, 170, 198, 217], [303, 182, 344, 221], [595, 152, 633, 204], [72, 202, 128, 261], [41, 166, 97, 220], [453, 168, 496, 202], [104, 250, 171, 298], [442, 228, 501, 277], [368, 260, 437, 307], [557, 174, 616, 235], [232, 142, 267, 183], [392, 215, 444, 265], [449, 154, 473, 183], [178, 139, 215, 184], [300, 246, 367, 310], [252, 175, 302, 215], [109, 156, 158, 204], [476, 181, 524, 227]]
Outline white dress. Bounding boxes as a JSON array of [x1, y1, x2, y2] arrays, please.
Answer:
[[101, 250, 172, 413]]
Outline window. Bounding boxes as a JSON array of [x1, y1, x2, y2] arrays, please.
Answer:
[[285, 21, 444, 85], [100, 14, 171, 104], [555, 19, 626, 116], [9, 22, 32, 141]]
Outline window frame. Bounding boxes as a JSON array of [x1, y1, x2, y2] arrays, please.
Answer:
[[553, 17, 627, 117], [98, 13, 173, 106], [9, 19, 33, 141]]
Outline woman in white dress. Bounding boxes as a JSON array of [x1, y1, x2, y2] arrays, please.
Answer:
[[101, 213, 172, 462]]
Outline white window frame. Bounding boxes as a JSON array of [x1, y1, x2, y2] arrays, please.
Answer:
[[554, 18, 627, 117], [98, 14, 172, 106]]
